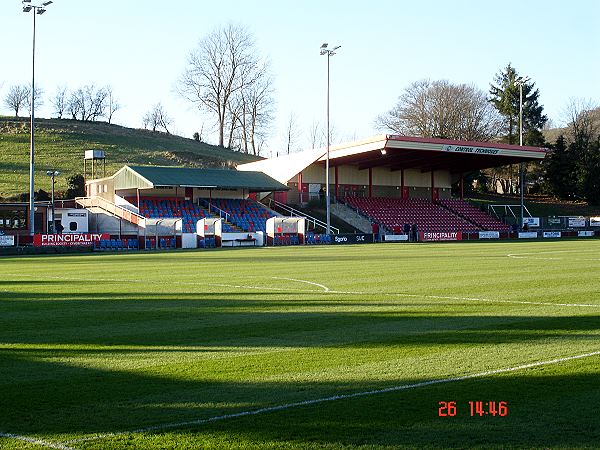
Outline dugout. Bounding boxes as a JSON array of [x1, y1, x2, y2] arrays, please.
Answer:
[[266, 217, 306, 246]]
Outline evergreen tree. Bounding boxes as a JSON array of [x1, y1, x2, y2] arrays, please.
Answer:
[[489, 63, 547, 145], [544, 135, 578, 198], [581, 138, 600, 205], [65, 174, 85, 199]]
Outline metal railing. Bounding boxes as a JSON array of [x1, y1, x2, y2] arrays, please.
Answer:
[[489, 204, 532, 220], [76, 196, 146, 228], [205, 202, 230, 222], [266, 198, 339, 234]]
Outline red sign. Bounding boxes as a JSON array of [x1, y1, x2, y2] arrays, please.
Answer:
[[33, 233, 109, 247], [420, 232, 462, 242]]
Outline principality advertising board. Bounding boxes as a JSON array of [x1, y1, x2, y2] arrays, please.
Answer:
[[420, 232, 462, 241], [590, 217, 600, 227], [478, 231, 500, 239], [518, 232, 538, 239], [33, 233, 109, 247], [568, 217, 586, 227], [543, 231, 562, 238], [0, 235, 15, 246], [330, 233, 374, 244]]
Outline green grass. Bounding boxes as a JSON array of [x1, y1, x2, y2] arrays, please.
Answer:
[[0, 117, 259, 198], [1, 240, 599, 449]]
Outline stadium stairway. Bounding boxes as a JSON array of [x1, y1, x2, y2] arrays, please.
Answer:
[[199, 198, 277, 233], [437, 199, 510, 231]]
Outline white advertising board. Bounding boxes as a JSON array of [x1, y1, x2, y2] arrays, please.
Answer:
[[590, 217, 600, 227], [518, 232, 538, 239], [543, 231, 561, 238], [578, 231, 594, 237], [479, 231, 500, 239], [568, 217, 586, 227], [0, 235, 15, 246], [384, 234, 409, 242], [523, 217, 540, 227]]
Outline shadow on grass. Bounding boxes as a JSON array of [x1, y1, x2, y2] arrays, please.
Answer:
[[0, 352, 598, 449]]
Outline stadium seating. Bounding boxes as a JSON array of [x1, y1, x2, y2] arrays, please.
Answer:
[[199, 198, 276, 233], [138, 198, 239, 233], [344, 197, 480, 233], [437, 198, 510, 231]]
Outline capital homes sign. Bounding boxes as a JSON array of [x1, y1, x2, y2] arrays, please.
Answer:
[[442, 145, 500, 155]]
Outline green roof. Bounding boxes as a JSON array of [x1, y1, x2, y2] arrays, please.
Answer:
[[126, 165, 289, 192]]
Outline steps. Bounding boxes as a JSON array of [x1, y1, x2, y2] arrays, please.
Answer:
[[330, 202, 373, 233]]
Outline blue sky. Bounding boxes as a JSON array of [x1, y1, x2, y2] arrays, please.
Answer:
[[1, 0, 598, 156]]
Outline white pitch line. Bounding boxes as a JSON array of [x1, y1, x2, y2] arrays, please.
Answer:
[[2, 273, 600, 308], [272, 276, 330, 292], [0, 432, 79, 450], [65, 350, 600, 445]]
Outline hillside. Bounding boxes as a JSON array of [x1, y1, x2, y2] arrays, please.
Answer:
[[0, 117, 260, 199]]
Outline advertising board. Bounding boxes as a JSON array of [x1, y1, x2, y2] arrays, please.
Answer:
[[518, 232, 538, 239], [0, 235, 15, 246], [523, 217, 540, 227], [568, 217, 586, 227], [33, 233, 109, 247], [330, 234, 374, 244], [478, 231, 500, 239], [419, 232, 462, 241], [543, 231, 561, 238]]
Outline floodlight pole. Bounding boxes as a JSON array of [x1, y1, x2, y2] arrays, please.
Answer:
[[516, 76, 529, 230], [320, 43, 340, 235], [46, 170, 60, 233], [23, 1, 52, 236]]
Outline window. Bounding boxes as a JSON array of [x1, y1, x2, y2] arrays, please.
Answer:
[[69, 221, 78, 231]]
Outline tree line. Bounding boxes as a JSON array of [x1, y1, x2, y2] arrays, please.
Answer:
[[377, 63, 600, 205]]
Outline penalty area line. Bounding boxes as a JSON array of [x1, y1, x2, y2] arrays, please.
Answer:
[[64, 350, 600, 445]]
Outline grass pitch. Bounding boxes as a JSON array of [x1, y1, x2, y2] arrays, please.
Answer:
[[0, 240, 599, 449]]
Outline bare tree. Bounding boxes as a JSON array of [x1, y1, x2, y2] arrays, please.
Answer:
[[563, 98, 600, 146], [105, 86, 121, 124], [143, 103, 172, 133], [308, 120, 322, 149], [376, 79, 502, 141], [51, 86, 68, 119], [23, 84, 44, 116], [178, 23, 274, 147], [66, 85, 109, 121], [4, 84, 29, 117], [284, 112, 301, 154]]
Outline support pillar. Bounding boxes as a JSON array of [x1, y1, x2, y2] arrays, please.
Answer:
[[368, 167, 373, 198], [334, 166, 339, 202], [297, 171, 303, 203], [401, 169, 405, 199], [431, 170, 435, 201], [460, 173, 464, 200]]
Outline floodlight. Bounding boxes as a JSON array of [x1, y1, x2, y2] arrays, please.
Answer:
[[333, 45, 341, 51], [381, 149, 387, 155], [22, 0, 31, 3], [23, 5, 32, 11], [37, 8, 45, 14], [321, 43, 328, 49], [43, 1, 53, 5]]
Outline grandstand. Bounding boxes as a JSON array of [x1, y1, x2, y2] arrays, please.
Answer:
[[344, 197, 480, 233], [239, 135, 547, 238]]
